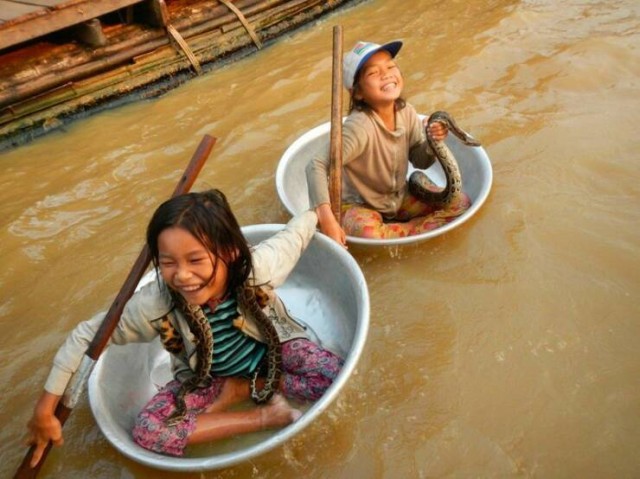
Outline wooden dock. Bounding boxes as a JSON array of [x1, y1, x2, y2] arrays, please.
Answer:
[[0, 0, 144, 51], [0, 0, 363, 151]]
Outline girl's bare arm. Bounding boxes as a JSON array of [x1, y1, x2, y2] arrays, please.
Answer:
[[316, 203, 347, 247], [26, 391, 63, 467]]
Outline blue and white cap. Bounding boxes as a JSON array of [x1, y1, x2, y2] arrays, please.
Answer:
[[343, 40, 403, 90]]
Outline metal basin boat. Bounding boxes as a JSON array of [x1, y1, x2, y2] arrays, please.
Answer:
[[88, 224, 369, 471], [276, 117, 493, 246]]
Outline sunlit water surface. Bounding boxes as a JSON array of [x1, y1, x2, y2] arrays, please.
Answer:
[[1, 0, 639, 477]]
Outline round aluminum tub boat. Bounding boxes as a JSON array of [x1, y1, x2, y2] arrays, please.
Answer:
[[276, 117, 493, 246], [88, 224, 369, 471]]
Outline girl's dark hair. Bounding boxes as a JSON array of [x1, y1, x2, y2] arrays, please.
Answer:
[[146, 189, 251, 294], [348, 67, 407, 114]]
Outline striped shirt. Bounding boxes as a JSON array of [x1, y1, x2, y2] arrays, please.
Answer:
[[203, 295, 266, 377]]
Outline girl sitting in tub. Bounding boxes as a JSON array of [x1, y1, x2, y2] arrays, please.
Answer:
[[26, 189, 343, 463]]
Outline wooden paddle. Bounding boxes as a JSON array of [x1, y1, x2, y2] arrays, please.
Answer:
[[329, 25, 343, 222], [14, 134, 217, 479]]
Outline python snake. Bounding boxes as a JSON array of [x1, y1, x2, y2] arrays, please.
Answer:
[[165, 295, 214, 425], [237, 285, 282, 404], [165, 286, 281, 425], [408, 111, 480, 204]]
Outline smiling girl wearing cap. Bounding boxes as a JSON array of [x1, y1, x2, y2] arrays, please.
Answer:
[[305, 40, 471, 245]]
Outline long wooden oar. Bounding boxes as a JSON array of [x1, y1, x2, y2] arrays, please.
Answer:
[[329, 25, 343, 222], [14, 134, 217, 479]]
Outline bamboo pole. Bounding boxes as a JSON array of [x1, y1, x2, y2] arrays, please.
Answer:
[[0, 0, 352, 141], [222, 0, 318, 33], [0, 0, 331, 110], [0, 0, 291, 99]]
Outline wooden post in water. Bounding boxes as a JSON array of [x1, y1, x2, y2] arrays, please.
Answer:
[[329, 25, 343, 223]]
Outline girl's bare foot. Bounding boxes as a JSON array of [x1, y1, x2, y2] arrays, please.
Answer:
[[205, 378, 251, 413], [260, 394, 302, 429]]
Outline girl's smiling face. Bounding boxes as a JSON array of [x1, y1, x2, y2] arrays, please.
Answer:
[[354, 50, 404, 110], [157, 226, 228, 306]]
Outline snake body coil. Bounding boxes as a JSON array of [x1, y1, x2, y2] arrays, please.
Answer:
[[237, 285, 282, 405], [165, 286, 281, 425], [165, 295, 214, 425], [408, 111, 480, 205]]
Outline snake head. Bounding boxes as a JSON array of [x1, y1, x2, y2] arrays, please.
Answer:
[[427, 110, 481, 147], [427, 110, 451, 125]]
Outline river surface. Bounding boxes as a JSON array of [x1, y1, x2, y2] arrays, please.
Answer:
[[1, 0, 639, 477]]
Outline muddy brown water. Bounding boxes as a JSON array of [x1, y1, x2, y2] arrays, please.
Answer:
[[1, 0, 639, 477]]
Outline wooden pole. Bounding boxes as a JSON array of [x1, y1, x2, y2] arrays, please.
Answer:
[[13, 134, 216, 479], [329, 25, 343, 223]]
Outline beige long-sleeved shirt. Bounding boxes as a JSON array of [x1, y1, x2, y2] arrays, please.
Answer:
[[44, 211, 318, 396], [306, 103, 436, 218]]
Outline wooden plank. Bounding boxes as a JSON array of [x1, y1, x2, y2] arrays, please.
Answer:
[[0, 0, 144, 50], [14, 0, 64, 6], [0, 1, 43, 22]]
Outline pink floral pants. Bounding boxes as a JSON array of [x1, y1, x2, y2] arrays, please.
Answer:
[[342, 191, 471, 239], [132, 339, 343, 456]]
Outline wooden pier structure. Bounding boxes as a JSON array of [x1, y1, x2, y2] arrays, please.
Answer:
[[0, 1, 146, 50], [0, 0, 361, 150]]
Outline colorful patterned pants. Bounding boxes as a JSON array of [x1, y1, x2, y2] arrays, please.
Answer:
[[342, 191, 471, 239], [132, 338, 343, 456]]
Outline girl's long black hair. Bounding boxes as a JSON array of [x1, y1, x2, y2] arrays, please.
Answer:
[[146, 189, 252, 294]]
